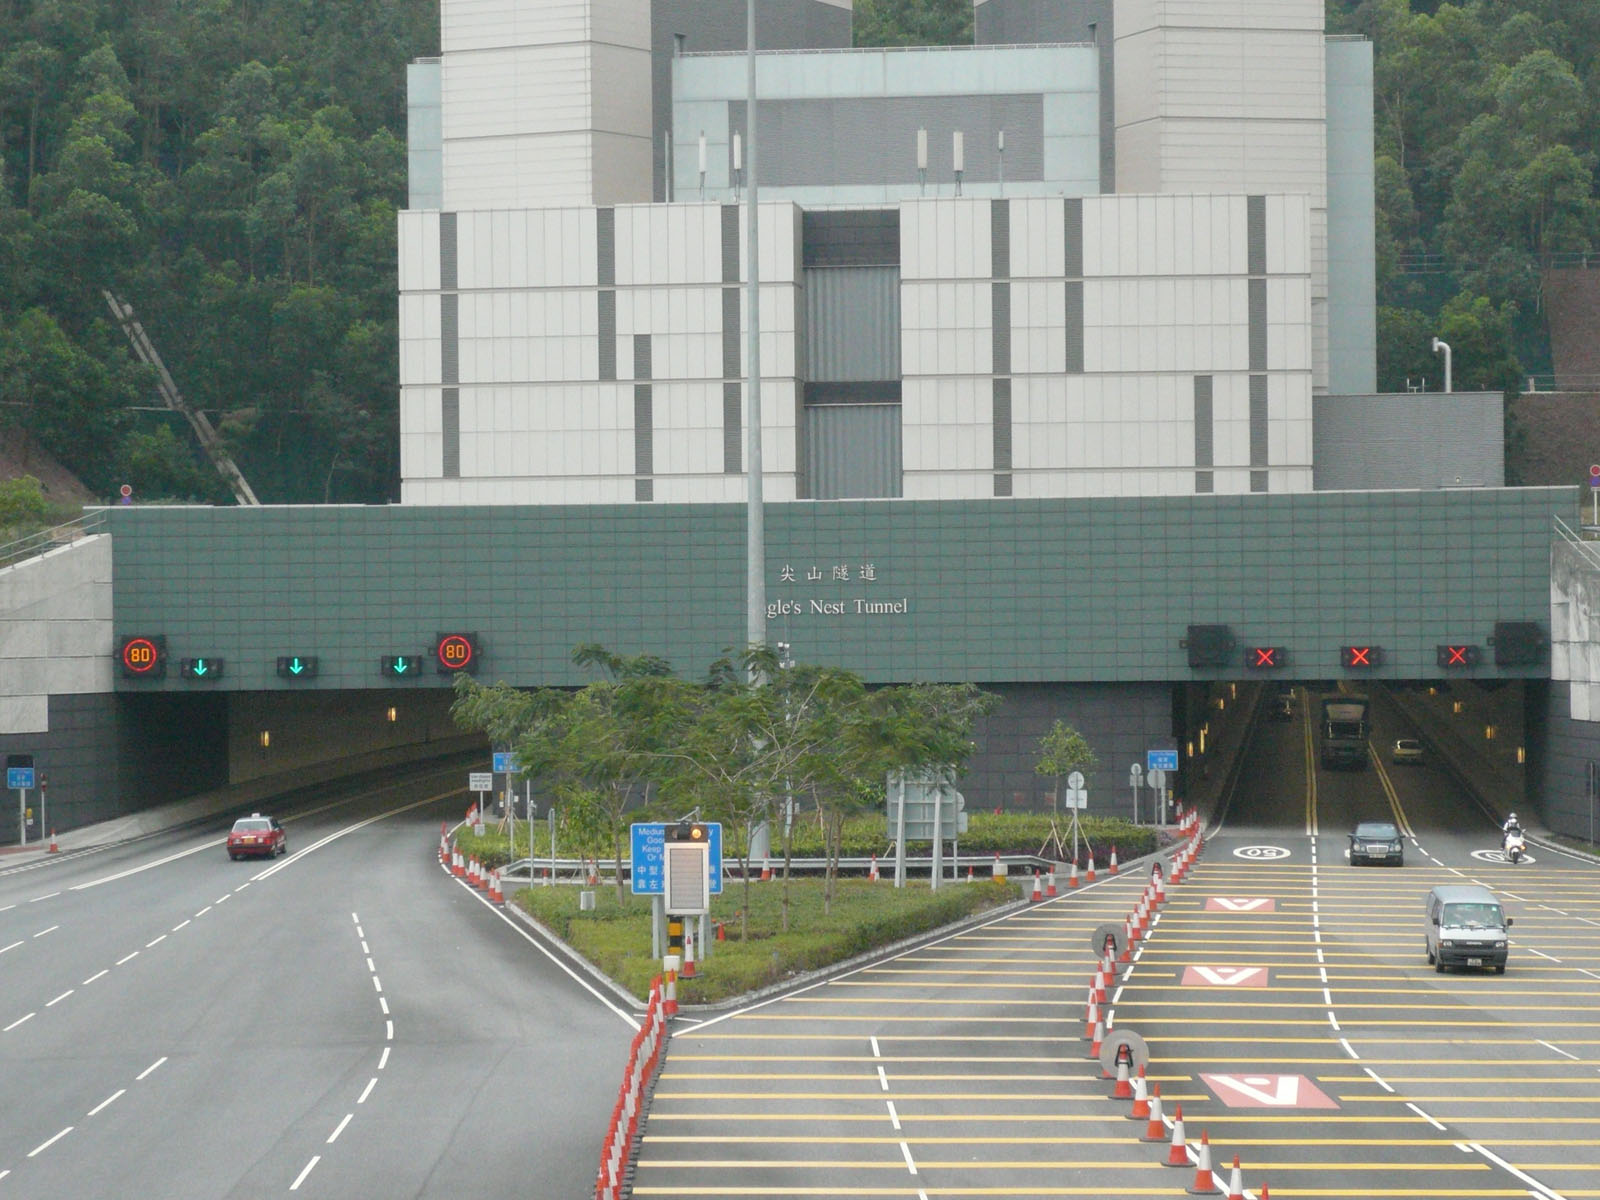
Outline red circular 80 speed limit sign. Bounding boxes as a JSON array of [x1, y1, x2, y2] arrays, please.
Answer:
[[435, 633, 477, 672], [120, 636, 162, 675]]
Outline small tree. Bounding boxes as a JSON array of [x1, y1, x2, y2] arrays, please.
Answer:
[[1034, 720, 1099, 863]]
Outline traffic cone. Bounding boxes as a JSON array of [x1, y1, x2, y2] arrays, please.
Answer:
[[1091, 966, 1106, 1004], [488, 869, 504, 904], [869, 854, 879, 882], [49, 829, 59, 853], [682, 927, 696, 979], [1141, 1085, 1166, 1140], [1187, 1130, 1214, 1191], [1165, 1104, 1189, 1166], [1111, 1048, 1133, 1099], [452, 844, 464, 876], [1086, 1017, 1104, 1059], [663, 965, 678, 1017], [1030, 871, 1042, 903], [966, 865, 974, 882], [1046, 870, 1057, 897], [1129, 1066, 1150, 1119], [1225, 1155, 1245, 1200], [715, 919, 726, 942], [1119, 919, 1134, 962], [1086, 853, 1097, 883], [1109, 845, 1119, 874], [1084, 998, 1099, 1039], [760, 858, 772, 882], [1068, 860, 1080, 889]]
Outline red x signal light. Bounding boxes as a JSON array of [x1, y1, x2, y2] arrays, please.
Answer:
[[1437, 644, 1479, 668], [1341, 645, 1382, 669], [1247, 646, 1285, 669]]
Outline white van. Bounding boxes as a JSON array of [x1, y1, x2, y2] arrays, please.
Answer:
[[1425, 884, 1511, 973]]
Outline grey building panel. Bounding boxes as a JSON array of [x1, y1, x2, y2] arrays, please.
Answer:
[[1064, 280, 1084, 373], [1314, 392, 1505, 490], [1248, 278, 1267, 371], [991, 199, 1010, 280], [1194, 376, 1213, 467], [634, 383, 653, 481], [1326, 39, 1379, 394], [804, 403, 903, 499], [440, 293, 458, 384], [439, 211, 457, 292], [651, 0, 852, 200], [726, 95, 1045, 188], [1063, 198, 1083, 277], [1247, 195, 1267, 277], [723, 381, 742, 473], [598, 291, 617, 381], [1249, 375, 1268, 467], [993, 377, 1012, 471], [441, 388, 460, 478], [804, 267, 901, 382], [636, 477, 653, 502], [596, 207, 615, 287], [993, 473, 1012, 497], [1250, 470, 1268, 493], [633, 333, 653, 382], [721, 204, 740, 281], [802, 210, 900, 268], [1195, 471, 1214, 493], [722, 288, 740, 378], [991, 282, 1011, 376]]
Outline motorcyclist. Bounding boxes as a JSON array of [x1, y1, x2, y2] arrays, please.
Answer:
[[1502, 812, 1522, 838]]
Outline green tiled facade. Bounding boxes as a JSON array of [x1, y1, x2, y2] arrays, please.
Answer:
[[107, 488, 1570, 689]]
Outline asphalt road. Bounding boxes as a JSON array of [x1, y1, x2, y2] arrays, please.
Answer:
[[633, 686, 1600, 1198], [0, 762, 632, 1199]]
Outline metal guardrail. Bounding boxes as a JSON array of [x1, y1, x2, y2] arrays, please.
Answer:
[[0, 509, 106, 571]]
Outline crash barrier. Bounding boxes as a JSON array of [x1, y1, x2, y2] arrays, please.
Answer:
[[595, 980, 667, 1200]]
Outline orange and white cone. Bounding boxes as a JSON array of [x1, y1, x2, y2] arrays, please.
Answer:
[[663, 965, 678, 1017], [452, 844, 464, 876], [760, 858, 772, 882], [1046, 870, 1057, 897], [1225, 1154, 1245, 1200], [1086, 853, 1097, 883], [966, 865, 974, 882], [1187, 1130, 1214, 1191], [1084, 998, 1099, 1039], [49, 830, 59, 853], [1141, 1084, 1166, 1140], [869, 854, 879, 882], [1111, 1051, 1133, 1099], [682, 927, 696, 978], [1129, 1066, 1150, 1119], [1030, 871, 1042, 903], [1109, 845, 1119, 874], [1091, 967, 1107, 1005], [1068, 860, 1080, 889], [1086, 1017, 1104, 1059], [488, 868, 504, 904], [1165, 1104, 1189, 1166]]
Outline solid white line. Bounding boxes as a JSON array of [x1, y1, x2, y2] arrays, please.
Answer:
[[1363, 1067, 1394, 1093], [1327, 1012, 1341, 1031], [88, 1089, 125, 1116], [46, 989, 73, 1007], [73, 840, 226, 890], [4, 1013, 35, 1032], [326, 1113, 353, 1143], [145, 934, 166, 948], [1, 940, 22, 955], [172, 919, 190, 932], [30, 892, 60, 902], [378, 1047, 390, 1070], [1528, 948, 1562, 963], [358, 1077, 377, 1104], [1339, 1038, 1359, 1060], [0, 903, 12, 911], [1538, 1040, 1580, 1061], [83, 969, 108, 985], [137, 1056, 166, 1081], [28, 1127, 72, 1157], [116, 951, 138, 965], [877, 1065, 890, 1091], [1579, 968, 1600, 983], [290, 1156, 320, 1190], [886, 1100, 901, 1130], [900, 1140, 917, 1175], [1407, 1102, 1445, 1131], [33, 925, 58, 938], [1470, 1142, 1566, 1199]]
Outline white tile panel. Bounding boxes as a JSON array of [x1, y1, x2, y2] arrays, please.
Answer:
[[397, 211, 440, 291]]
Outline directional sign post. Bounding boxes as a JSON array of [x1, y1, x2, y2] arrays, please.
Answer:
[[1148, 767, 1167, 825], [7, 756, 33, 848], [1591, 464, 1600, 527], [1128, 762, 1143, 825]]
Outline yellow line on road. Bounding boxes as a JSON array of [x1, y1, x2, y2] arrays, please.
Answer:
[[640, 1134, 1586, 1147], [1369, 747, 1416, 836], [643, 1113, 1445, 1123], [635, 1160, 1488, 1172], [630, 1189, 1541, 1197], [1304, 694, 1318, 835]]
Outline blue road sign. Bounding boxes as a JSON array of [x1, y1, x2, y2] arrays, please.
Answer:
[[7, 767, 35, 789], [630, 822, 723, 896], [492, 752, 519, 774], [1146, 749, 1179, 773]]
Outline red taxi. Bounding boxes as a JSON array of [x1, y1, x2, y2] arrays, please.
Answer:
[[227, 813, 286, 860]]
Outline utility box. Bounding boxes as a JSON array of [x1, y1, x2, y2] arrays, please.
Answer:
[[662, 822, 711, 916]]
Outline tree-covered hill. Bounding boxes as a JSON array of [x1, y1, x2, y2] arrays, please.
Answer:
[[1, 0, 436, 503]]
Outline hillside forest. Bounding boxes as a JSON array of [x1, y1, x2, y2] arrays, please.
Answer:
[[0, 0, 1596, 505]]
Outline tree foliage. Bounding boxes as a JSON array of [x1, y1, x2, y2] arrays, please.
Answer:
[[0, 0, 433, 502]]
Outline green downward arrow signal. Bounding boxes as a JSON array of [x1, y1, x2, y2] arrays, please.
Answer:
[[192, 661, 209, 676], [393, 659, 408, 674], [290, 658, 305, 675]]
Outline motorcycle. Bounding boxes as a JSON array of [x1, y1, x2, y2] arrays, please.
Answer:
[[1503, 829, 1525, 864]]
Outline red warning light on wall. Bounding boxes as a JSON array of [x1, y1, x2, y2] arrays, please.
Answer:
[[1341, 645, 1383, 668], [1437, 644, 1480, 668], [435, 632, 479, 674], [1246, 647, 1285, 669]]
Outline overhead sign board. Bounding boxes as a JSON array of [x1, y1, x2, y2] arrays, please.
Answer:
[[491, 752, 519, 774], [6, 767, 35, 790], [630, 822, 723, 896]]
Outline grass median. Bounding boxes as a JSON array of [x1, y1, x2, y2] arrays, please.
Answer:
[[515, 875, 1020, 1003]]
